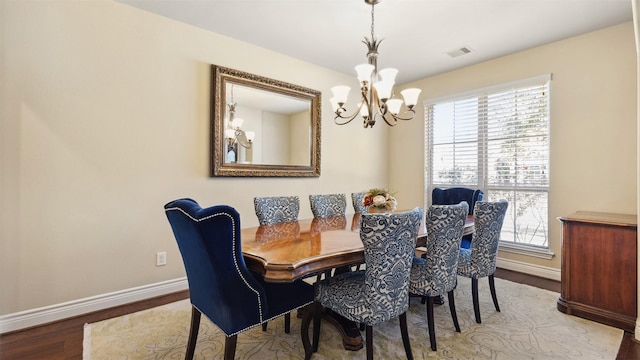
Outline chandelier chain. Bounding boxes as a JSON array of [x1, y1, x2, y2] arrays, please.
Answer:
[[370, 2, 375, 40]]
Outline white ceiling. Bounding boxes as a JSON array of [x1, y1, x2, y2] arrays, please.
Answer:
[[116, 0, 633, 84]]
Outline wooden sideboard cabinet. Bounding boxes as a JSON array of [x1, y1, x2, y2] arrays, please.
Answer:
[[557, 211, 638, 332]]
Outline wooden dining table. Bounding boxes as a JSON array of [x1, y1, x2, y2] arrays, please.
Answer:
[[240, 212, 474, 350]]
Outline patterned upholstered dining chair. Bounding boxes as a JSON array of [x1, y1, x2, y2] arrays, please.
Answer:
[[254, 196, 300, 225], [457, 200, 509, 323], [164, 198, 314, 360], [301, 207, 423, 360], [351, 192, 367, 213], [309, 193, 347, 218], [409, 203, 468, 351], [253, 195, 301, 331]]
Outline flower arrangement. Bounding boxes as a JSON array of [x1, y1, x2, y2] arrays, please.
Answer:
[[362, 188, 397, 212]]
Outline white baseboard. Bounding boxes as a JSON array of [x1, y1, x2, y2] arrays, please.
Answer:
[[0, 277, 188, 334], [497, 257, 561, 282]]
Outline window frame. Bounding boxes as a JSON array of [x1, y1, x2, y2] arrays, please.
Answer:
[[424, 74, 553, 257]]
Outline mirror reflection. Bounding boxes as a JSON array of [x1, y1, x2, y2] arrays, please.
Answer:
[[211, 65, 321, 177], [223, 84, 311, 166]]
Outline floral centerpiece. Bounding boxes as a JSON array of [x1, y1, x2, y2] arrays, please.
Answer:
[[362, 188, 397, 212]]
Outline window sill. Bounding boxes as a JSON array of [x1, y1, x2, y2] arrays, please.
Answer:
[[498, 242, 555, 260]]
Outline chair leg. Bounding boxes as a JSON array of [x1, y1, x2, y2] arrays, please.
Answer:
[[426, 296, 436, 351], [489, 274, 500, 312], [311, 303, 321, 352], [301, 303, 313, 359], [285, 312, 291, 333], [263, 312, 291, 333], [185, 306, 201, 360], [223, 335, 238, 360], [365, 325, 374, 360], [301, 302, 322, 360], [472, 278, 481, 323], [447, 290, 461, 332], [399, 312, 413, 360]]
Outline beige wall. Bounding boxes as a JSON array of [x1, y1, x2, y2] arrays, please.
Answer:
[[0, 1, 390, 314], [260, 111, 289, 165], [390, 22, 638, 271]]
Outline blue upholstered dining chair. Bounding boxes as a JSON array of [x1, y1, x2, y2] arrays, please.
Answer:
[[432, 187, 483, 248], [309, 193, 347, 218], [301, 207, 423, 360], [432, 187, 483, 214], [351, 192, 367, 213], [254, 195, 300, 225], [409, 204, 468, 351], [457, 200, 508, 324], [164, 198, 314, 360]]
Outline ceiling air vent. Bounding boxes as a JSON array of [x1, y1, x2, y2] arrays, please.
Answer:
[[446, 46, 472, 58]]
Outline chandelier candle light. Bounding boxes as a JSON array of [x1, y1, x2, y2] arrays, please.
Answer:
[[330, 0, 422, 128]]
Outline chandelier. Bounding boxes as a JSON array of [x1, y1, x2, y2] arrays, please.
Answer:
[[224, 85, 255, 151], [329, 0, 421, 128]]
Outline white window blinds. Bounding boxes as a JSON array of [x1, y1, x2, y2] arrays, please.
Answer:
[[425, 74, 550, 247]]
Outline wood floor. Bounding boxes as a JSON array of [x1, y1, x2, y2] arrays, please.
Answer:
[[1, 269, 638, 359]]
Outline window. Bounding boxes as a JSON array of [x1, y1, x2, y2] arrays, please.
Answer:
[[425, 75, 550, 249]]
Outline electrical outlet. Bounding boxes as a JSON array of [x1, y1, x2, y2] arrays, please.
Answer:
[[156, 251, 167, 266]]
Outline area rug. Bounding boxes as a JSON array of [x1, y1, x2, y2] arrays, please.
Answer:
[[83, 276, 622, 359]]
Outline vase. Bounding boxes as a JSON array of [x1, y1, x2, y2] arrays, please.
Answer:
[[368, 207, 388, 213]]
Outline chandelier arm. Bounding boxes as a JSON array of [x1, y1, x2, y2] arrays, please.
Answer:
[[237, 140, 252, 149], [362, 92, 376, 127], [388, 108, 418, 122], [235, 130, 253, 149], [371, 88, 385, 115], [378, 112, 397, 127], [334, 90, 369, 125], [334, 111, 361, 125], [373, 84, 417, 124]]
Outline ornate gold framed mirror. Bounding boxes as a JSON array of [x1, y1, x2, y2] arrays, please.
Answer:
[[210, 65, 321, 177]]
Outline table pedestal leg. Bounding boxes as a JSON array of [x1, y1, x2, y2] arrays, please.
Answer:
[[298, 306, 363, 351], [322, 309, 363, 351]]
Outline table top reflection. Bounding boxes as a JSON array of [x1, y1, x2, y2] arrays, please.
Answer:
[[241, 213, 473, 283]]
